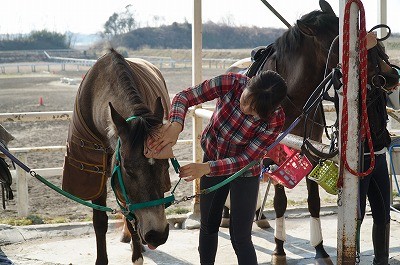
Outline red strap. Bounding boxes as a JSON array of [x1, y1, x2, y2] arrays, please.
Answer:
[[339, 0, 375, 185]]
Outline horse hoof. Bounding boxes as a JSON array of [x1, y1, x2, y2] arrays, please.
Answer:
[[315, 257, 333, 265], [271, 254, 287, 265], [133, 257, 144, 265], [220, 218, 230, 228], [255, 218, 270, 228], [120, 234, 131, 243]]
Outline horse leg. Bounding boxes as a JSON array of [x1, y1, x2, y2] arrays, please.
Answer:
[[125, 220, 145, 265], [220, 194, 231, 228], [255, 191, 270, 228], [120, 217, 132, 243], [306, 178, 333, 265], [271, 184, 287, 265], [92, 191, 109, 265]]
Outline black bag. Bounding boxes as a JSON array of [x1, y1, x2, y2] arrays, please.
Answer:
[[0, 157, 13, 209]]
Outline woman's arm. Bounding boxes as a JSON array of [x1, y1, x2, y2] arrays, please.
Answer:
[[148, 73, 247, 154]]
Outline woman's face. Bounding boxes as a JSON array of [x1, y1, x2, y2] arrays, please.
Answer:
[[240, 88, 258, 117]]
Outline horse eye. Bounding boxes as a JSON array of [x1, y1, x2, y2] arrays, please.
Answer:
[[124, 167, 138, 178]]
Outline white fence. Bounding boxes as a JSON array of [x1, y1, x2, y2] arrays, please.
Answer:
[[0, 58, 239, 74], [1, 106, 400, 217]]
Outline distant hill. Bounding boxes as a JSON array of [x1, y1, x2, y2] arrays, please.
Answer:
[[114, 22, 285, 50]]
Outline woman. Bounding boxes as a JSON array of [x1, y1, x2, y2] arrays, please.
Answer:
[[358, 33, 400, 265], [148, 70, 287, 264]]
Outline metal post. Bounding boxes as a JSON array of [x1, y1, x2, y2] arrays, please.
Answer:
[[337, 1, 360, 263], [185, 0, 202, 229]]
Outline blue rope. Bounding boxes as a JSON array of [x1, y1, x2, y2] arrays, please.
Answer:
[[388, 138, 400, 196]]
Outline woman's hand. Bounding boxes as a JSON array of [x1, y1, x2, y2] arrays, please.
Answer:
[[179, 162, 211, 182], [147, 122, 182, 156], [144, 142, 174, 159]]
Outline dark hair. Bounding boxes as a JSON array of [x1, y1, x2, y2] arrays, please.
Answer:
[[246, 70, 287, 120]]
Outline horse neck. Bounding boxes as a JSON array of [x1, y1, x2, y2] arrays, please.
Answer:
[[270, 47, 327, 137], [125, 59, 170, 117], [276, 49, 326, 100], [77, 67, 144, 147]]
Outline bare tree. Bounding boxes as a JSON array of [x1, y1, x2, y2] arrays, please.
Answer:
[[103, 7, 136, 38]]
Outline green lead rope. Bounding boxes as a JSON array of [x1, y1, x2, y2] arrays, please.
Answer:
[[32, 171, 115, 213], [170, 158, 259, 197]]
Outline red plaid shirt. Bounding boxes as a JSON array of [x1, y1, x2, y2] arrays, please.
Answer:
[[170, 73, 285, 177]]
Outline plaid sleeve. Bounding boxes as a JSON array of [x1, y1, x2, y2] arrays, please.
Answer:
[[208, 106, 286, 176], [169, 73, 248, 126]]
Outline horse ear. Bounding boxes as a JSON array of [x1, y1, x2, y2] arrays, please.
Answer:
[[320, 0, 335, 15], [153, 97, 165, 122], [109, 102, 128, 136], [297, 20, 316, 37]]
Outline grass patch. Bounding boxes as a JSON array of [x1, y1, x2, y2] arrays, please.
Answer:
[[0, 215, 95, 226], [287, 199, 308, 207], [166, 206, 190, 215], [0, 214, 44, 226]]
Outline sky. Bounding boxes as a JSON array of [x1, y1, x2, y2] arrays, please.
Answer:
[[0, 0, 399, 35]]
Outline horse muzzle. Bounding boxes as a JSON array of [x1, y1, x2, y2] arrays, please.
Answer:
[[144, 223, 169, 249]]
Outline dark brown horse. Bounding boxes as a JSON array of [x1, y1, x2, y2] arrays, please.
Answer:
[[265, 2, 339, 264], [62, 48, 171, 265], [223, 1, 399, 264], [223, 1, 339, 264]]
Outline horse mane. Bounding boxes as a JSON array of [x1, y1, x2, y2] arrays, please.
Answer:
[[274, 10, 338, 60], [108, 48, 162, 144]]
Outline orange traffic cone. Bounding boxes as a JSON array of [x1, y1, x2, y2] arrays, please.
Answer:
[[39, 97, 44, 106]]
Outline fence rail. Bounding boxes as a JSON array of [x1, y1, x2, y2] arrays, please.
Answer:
[[2, 106, 400, 216], [0, 58, 240, 74]]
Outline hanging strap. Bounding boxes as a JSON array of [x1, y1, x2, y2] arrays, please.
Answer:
[[339, 0, 375, 182]]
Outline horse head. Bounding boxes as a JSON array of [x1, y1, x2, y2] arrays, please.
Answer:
[[264, 0, 339, 141], [296, 0, 339, 71], [367, 39, 400, 92], [109, 97, 169, 249]]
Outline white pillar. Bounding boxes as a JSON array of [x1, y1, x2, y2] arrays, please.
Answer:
[[185, 0, 202, 228], [377, 0, 387, 39], [337, 1, 361, 263], [17, 153, 29, 217]]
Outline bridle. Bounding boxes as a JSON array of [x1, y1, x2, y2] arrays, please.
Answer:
[[367, 31, 400, 93], [111, 115, 175, 221]]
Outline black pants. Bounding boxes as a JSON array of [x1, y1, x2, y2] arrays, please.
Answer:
[[198, 174, 259, 265], [359, 153, 391, 225]]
